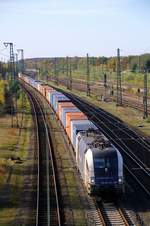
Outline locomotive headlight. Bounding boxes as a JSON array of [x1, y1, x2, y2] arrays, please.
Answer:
[[90, 177, 95, 184], [118, 177, 122, 183]]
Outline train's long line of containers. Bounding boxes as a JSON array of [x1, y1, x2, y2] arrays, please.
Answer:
[[20, 74, 124, 195], [21, 75, 96, 149]]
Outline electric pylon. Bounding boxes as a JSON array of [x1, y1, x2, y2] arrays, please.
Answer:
[[4, 42, 15, 81], [15, 53, 18, 75], [116, 48, 122, 105], [143, 69, 148, 118], [86, 53, 90, 96], [66, 56, 69, 89], [54, 58, 58, 85], [69, 61, 72, 90]]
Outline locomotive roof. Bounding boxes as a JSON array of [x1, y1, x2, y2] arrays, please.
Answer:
[[92, 146, 117, 158], [78, 129, 110, 150]]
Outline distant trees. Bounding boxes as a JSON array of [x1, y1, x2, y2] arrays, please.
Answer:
[[24, 54, 150, 78], [132, 64, 138, 72], [0, 62, 8, 80], [146, 60, 150, 71], [107, 58, 116, 72]]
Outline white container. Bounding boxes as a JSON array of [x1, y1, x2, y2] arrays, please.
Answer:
[[70, 120, 97, 148]]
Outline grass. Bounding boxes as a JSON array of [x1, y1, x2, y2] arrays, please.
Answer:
[[0, 90, 33, 226]]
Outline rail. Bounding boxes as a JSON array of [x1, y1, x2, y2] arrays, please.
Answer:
[[21, 83, 61, 226]]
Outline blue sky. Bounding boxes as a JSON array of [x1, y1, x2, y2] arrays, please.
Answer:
[[0, 0, 150, 59]]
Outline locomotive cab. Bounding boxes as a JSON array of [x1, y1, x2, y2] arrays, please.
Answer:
[[86, 147, 123, 194]]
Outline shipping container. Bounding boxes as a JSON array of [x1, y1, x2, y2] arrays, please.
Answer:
[[45, 86, 54, 98], [45, 87, 55, 101], [70, 120, 97, 148], [49, 91, 61, 106], [32, 80, 41, 89], [65, 112, 87, 138], [53, 95, 70, 112], [38, 84, 46, 95], [50, 93, 64, 109], [37, 82, 43, 92], [58, 102, 75, 120], [40, 85, 54, 97], [61, 107, 80, 127]]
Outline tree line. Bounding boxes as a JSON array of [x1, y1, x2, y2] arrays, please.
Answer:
[[24, 53, 150, 74]]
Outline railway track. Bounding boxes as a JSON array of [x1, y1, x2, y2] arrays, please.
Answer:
[[23, 84, 61, 226], [97, 201, 134, 226], [86, 197, 134, 226]]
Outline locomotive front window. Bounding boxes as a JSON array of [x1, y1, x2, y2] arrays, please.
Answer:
[[94, 158, 111, 169], [94, 158, 105, 168]]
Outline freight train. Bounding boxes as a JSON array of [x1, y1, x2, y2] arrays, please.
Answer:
[[19, 74, 124, 195]]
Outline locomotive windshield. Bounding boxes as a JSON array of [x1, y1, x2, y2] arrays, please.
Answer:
[[94, 156, 118, 179], [94, 158, 111, 169]]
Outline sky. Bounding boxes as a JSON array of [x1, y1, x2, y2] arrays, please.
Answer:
[[0, 0, 150, 59]]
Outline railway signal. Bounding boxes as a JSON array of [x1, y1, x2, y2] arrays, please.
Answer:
[[116, 48, 122, 106]]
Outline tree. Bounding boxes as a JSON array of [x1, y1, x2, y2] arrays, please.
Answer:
[[132, 63, 138, 72], [146, 60, 150, 71]]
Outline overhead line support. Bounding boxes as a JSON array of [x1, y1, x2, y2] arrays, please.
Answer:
[[4, 42, 15, 81], [86, 53, 90, 96], [116, 48, 122, 106], [143, 69, 148, 119]]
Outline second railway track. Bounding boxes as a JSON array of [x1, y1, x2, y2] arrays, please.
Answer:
[[23, 84, 61, 226], [60, 90, 150, 198]]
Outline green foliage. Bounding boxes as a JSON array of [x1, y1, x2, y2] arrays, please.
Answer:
[[0, 62, 9, 80], [9, 80, 20, 96], [132, 64, 138, 72], [146, 117, 150, 123], [146, 60, 150, 70], [0, 80, 8, 114]]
